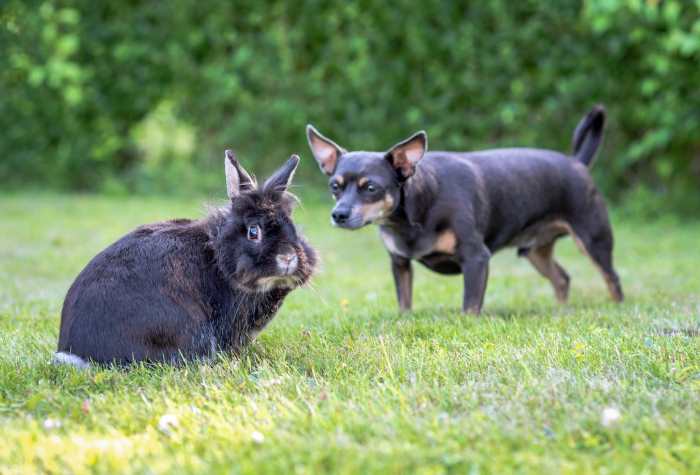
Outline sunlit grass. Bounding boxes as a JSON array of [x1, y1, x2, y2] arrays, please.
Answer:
[[1, 192, 699, 474]]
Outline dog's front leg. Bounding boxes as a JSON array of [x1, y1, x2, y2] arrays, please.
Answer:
[[390, 253, 413, 312], [460, 245, 491, 314]]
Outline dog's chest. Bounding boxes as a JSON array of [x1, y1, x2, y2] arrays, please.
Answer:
[[379, 226, 457, 259]]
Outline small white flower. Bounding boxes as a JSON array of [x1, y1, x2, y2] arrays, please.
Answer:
[[251, 430, 264, 444], [158, 414, 179, 435], [601, 407, 621, 427], [43, 418, 62, 430], [260, 378, 282, 388]]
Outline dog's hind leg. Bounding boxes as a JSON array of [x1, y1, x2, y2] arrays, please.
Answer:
[[568, 209, 624, 302], [573, 228, 623, 302], [525, 241, 571, 303]]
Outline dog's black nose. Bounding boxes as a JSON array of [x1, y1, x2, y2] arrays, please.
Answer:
[[332, 209, 350, 224]]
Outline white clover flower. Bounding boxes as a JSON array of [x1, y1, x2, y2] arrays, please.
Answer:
[[43, 418, 62, 430], [601, 407, 621, 427], [158, 414, 179, 435]]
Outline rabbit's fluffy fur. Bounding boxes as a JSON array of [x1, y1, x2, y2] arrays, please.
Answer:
[[56, 154, 315, 366]]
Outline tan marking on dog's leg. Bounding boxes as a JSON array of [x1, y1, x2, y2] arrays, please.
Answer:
[[432, 230, 458, 254], [560, 222, 623, 302], [526, 242, 570, 303], [604, 275, 623, 302]]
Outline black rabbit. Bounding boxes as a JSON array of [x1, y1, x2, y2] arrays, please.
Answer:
[[54, 152, 316, 367]]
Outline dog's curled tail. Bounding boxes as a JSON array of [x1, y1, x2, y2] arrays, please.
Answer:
[[572, 105, 606, 167]]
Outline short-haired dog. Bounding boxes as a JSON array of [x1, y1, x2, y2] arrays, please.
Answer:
[[306, 106, 623, 313]]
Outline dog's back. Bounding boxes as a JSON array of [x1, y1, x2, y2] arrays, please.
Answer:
[[415, 106, 607, 252], [418, 147, 596, 252]]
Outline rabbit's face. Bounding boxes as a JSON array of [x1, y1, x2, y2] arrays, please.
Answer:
[[227, 193, 315, 292], [217, 152, 316, 293]]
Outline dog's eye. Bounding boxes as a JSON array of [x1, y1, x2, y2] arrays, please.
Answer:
[[247, 225, 261, 241], [365, 182, 377, 193], [330, 182, 340, 193]]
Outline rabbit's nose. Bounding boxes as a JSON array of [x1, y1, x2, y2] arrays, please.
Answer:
[[276, 253, 298, 274]]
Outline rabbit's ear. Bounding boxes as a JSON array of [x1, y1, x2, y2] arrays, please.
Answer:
[[263, 155, 300, 193], [225, 150, 255, 198]]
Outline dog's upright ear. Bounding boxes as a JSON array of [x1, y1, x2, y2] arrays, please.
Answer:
[[306, 125, 346, 175], [386, 131, 428, 180]]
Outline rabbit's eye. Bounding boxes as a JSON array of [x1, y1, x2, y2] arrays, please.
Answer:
[[247, 225, 261, 241]]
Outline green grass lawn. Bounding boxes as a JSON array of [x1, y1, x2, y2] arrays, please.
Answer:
[[1, 192, 699, 474]]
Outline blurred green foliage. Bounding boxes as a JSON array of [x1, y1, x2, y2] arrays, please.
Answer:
[[1, 1, 699, 209]]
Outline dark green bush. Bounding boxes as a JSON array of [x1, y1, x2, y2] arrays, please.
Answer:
[[1, 1, 699, 209]]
